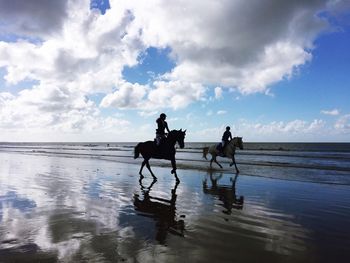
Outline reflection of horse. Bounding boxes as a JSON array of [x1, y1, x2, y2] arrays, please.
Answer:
[[202, 137, 243, 173], [203, 172, 244, 215], [133, 177, 184, 244], [134, 129, 186, 181]]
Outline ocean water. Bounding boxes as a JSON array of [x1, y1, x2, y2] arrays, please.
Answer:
[[1, 141, 349, 185], [1, 142, 350, 262]]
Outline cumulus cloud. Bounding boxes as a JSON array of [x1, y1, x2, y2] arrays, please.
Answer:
[[120, 0, 345, 94], [193, 119, 327, 141], [100, 82, 148, 109], [243, 119, 325, 134], [217, 110, 227, 115], [0, 0, 139, 137], [143, 80, 206, 110], [0, 0, 69, 37], [321, 109, 340, 116], [335, 114, 350, 133], [0, 0, 349, 140]]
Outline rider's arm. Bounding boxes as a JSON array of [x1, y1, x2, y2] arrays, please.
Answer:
[[229, 132, 233, 140], [165, 121, 170, 133]]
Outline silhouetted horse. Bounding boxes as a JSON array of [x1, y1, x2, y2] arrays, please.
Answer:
[[134, 177, 184, 244], [134, 129, 186, 181], [203, 172, 244, 215], [202, 137, 243, 173]]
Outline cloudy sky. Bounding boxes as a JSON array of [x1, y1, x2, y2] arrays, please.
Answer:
[[0, 0, 349, 142]]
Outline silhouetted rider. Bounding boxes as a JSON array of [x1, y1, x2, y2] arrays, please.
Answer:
[[219, 126, 232, 154], [156, 113, 170, 145]]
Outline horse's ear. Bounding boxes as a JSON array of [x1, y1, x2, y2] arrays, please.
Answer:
[[180, 128, 182, 131], [184, 129, 186, 133]]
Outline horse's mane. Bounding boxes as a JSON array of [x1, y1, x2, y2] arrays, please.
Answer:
[[168, 129, 182, 136]]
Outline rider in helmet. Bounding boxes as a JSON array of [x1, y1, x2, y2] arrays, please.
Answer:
[[156, 113, 170, 145], [218, 126, 232, 155]]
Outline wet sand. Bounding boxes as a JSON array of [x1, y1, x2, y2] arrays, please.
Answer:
[[1, 152, 350, 262]]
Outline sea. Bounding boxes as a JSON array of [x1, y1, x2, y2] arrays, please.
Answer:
[[1, 141, 349, 185], [1, 142, 350, 262]]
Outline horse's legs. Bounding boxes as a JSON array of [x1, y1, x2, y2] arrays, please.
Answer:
[[213, 156, 223, 169], [171, 158, 179, 182], [145, 160, 156, 179], [139, 160, 146, 177], [230, 155, 239, 173]]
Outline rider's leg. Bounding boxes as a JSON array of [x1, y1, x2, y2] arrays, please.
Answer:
[[156, 134, 161, 145]]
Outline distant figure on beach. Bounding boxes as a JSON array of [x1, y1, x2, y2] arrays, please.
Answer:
[[218, 126, 233, 155], [156, 113, 170, 146]]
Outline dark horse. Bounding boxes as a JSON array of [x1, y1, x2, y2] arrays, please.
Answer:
[[134, 129, 186, 181]]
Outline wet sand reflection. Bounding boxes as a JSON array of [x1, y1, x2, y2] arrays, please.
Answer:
[[134, 177, 185, 244], [203, 171, 244, 215], [1, 152, 350, 262]]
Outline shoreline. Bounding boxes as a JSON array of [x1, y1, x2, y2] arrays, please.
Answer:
[[1, 150, 350, 186]]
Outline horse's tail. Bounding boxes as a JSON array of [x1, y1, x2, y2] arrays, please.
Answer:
[[203, 147, 209, 160], [134, 143, 141, 159]]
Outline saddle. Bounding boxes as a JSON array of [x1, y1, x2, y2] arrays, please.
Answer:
[[216, 143, 225, 157]]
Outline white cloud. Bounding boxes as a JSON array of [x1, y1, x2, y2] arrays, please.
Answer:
[[120, 0, 345, 94], [100, 82, 148, 109], [321, 109, 340, 116], [335, 114, 350, 133], [0, 0, 141, 138], [217, 110, 227, 115], [138, 111, 158, 117], [143, 80, 206, 110], [0, 0, 69, 37], [214, 87, 223, 99], [0, 0, 349, 141], [191, 119, 327, 142]]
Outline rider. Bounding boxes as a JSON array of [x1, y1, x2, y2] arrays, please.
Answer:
[[218, 126, 232, 155], [156, 113, 170, 145]]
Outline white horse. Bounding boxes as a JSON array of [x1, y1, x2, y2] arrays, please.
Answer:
[[202, 137, 243, 173]]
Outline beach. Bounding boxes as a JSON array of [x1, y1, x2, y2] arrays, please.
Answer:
[[1, 143, 350, 262]]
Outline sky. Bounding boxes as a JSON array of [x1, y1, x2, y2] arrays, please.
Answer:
[[0, 0, 350, 142]]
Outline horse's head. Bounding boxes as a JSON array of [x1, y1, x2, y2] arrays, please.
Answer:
[[232, 137, 243, 150], [168, 129, 186, 149], [237, 137, 243, 150], [177, 129, 186, 149]]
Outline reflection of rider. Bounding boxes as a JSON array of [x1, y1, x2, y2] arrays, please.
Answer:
[[203, 172, 244, 215], [156, 113, 170, 145], [219, 126, 232, 154]]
